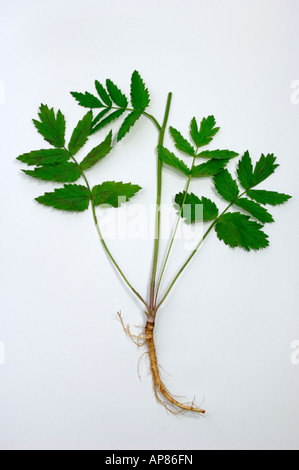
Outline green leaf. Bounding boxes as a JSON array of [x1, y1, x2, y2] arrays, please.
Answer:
[[215, 212, 269, 251], [94, 81, 112, 107], [237, 151, 254, 190], [92, 108, 111, 127], [106, 79, 128, 108], [191, 159, 229, 178], [175, 192, 219, 223], [17, 148, 70, 166], [197, 149, 239, 160], [158, 146, 190, 176], [70, 91, 104, 108], [68, 111, 93, 155], [252, 154, 279, 187], [213, 169, 239, 202], [169, 127, 195, 156], [92, 181, 141, 208], [35, 184, 90, 212], [234, 198, 274, 223], [33, 104, 66, 148], [247, 189, 292, 206], [90, 109, 125, 134], [130, 70, 150, 110], [117, 110, 143, 142], [22, 163, 81, 183], [80, 131, 113, 170], [190, 116, 220, 147]]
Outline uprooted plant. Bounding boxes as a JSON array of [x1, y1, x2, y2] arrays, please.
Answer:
[[17, 71, 291, 414]]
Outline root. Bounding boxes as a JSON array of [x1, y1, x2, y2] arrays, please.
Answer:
[[117, 311, 205, 415], [145, 321, 206, 415]]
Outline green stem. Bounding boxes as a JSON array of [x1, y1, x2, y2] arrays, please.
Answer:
[[110, 106, 161, 131], [66, 149, 149, 309], [149, 92, 173, 312], [154, 152, 198, 305], [156, 191, 247, 310]]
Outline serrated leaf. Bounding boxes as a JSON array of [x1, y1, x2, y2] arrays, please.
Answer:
[[175, 192, 219, 223], [197, 149, 239, 160], [106, 79, 128, 108], [68, 111, 93, 155], [80, 131, 113, 170], [190, 116, 220, 147], [158, 146, 190, 176], [35, 184, 90, 212], [70, 91, 104, 108], [235, 198, 274, 223], [22, 162, 81, 183], [117, 111, 143, 142], [92, 181, 141, 208], [237, 151, 254, 190], [33, 104, 66, 148], [94, 81, 112, 107], [90, 108, 125, 134], [247, 189, 292, 206], [92, 108, 111, 126], [213, 169, 239, 202], [215, 212, 269, 251], [169, 127, 195, 156], [17, 148, 70, 166], [130, 70, 150, 110], [252, 154, 279, 187], [191, 159, 229, 178]]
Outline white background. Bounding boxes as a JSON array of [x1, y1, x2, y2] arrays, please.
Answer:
[[0, 0, 299, 450]]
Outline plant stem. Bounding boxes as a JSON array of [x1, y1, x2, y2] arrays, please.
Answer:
[[156, 190, 247, 310], [149, 92, 173, 312], [110, 106, 161, 132], [154, 153, 198, 305], [66, 149, 149, 309]]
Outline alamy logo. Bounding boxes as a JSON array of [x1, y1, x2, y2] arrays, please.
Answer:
[[291, 340, 299, 365], [291, 80, 299, 104], [0, 341, 5, 365]]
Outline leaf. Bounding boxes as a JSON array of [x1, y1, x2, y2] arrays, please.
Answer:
[[117, 110, 143, 142], [197, 149, 239, 160], [94, 81, 112, 107], [106, 79, 128, 108], [191, 159, 229, 178], [68, 111, 93, 155], [80, 131, 113, 170], [70, 91, 104, 108], [22, 163, 81, 183], [247, 189, 292, 206], [35, 184, 90, 212], [235, 198, 274, 223], [169, 127, 195, 156], [190, 116, 220, 147], [213, 169, 239, 202], [215, 212, 269, 251], [17, 148, 70, 166], [252, 154, 279, 187], [130, 70, 150, 110], [92, 181, 141, 208], [92, 108, 111, 127], [157, 146, 190, 176], [237, 151, 254, 190], [90, 109, 125, 134], [175, 192, 219, 223], [33, 104, 66, 148]]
